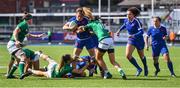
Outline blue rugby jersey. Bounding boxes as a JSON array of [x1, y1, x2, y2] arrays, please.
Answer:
[[147, 25, 167, 45], [119, 18, 144, 38], [69, 16, 91, 39]]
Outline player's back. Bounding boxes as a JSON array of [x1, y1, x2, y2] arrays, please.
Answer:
[[87, 20, 111, 41]]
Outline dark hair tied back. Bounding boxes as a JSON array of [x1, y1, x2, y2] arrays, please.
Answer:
[[22, 12, 32, 21], [62, 54, 71, 63], [127, 7, 140, 17]]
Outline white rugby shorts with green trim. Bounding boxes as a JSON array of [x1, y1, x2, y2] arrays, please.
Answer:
[[46, 60, 58, 78], [7, 41, 21, 54], [98, 38, 114, 50]]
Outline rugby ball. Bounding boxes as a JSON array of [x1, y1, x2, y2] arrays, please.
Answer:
[[69, 21, 77, 31], [69, 21, 77, 28]]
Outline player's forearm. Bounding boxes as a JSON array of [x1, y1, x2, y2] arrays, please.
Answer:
[[13, 30, 19, 42], [28, 33, 41, 38], [117, 24, 126, 33], [63, 26, 74, 30], [145, 36, 149, 47]]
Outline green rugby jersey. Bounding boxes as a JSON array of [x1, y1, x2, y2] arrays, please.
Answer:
[[47, 30, 52, 36], [85, 20, 111, 41], [10, 20, 29, 42], [55, 63, 73, 78], [22, 48, 35, 59]]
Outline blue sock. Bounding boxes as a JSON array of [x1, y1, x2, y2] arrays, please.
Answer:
[[141, 56, 147, 68], [141, 56, 148, 76], [154, 63, 160, 71], [129, 57, 141, 70], [167, 61, 175, 75]]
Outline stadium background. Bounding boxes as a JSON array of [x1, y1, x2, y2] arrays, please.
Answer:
[[0, 0, 180, 87], [0, 0, 180, 45]]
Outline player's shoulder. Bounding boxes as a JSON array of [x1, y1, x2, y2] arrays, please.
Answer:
[[149, 26, 154, 29], [18, 20, 28, 27], [160, 25, 166, 29], [81, 17, 89, 24], [123, 18, 128, 22], [69, 16, 76, 21], [134, 18, 142, 24]]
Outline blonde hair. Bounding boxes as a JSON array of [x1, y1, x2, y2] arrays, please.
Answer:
[[82, 7, 94, 20]]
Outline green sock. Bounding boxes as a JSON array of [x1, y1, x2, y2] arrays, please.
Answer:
[[19, 61, 25, 76], [119, 70, 125, 76], [8, 64, 17, 76]]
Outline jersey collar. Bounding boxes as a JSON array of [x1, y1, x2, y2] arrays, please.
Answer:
[[154, 25, 161, 29]]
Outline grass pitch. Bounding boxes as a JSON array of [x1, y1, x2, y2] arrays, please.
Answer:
[[0, 45, 180, 88]]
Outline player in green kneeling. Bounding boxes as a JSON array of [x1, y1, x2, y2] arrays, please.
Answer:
[[6, 48, 41, 79]]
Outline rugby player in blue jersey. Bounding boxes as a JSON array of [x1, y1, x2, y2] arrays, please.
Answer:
[[145, 17, 176, 77], [116, 7, 148, 77], [63, 8, 95, 61], [76, 56, 97, 77]]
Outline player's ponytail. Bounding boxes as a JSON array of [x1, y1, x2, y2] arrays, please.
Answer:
[[18, 12, 32, 23], [82, 7, 94, 20], [22, 12, 32, 21]]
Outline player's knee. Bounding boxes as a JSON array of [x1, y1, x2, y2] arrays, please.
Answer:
[[126, 55, 132, 60], [15, 49, 26, 61], [96, 54, 103, 60], [153, 59, 158, 64], [110, 60, 115, 65]]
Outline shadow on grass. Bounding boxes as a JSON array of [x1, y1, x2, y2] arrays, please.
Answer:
[[124, 78, 167, 81], [1, 72, 178, 81], [38, 76, 168, 81]]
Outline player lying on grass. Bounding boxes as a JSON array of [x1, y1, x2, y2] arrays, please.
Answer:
[[63, 55, 97, 78], [73, 56, 97, 77], [6, 48, 43, 79], [77, 8, 126, 79], [21, 54, 89, 79]]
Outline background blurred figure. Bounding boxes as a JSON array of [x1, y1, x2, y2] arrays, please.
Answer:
[[169, 31, 176, 46], [47, 29, 52, 45]]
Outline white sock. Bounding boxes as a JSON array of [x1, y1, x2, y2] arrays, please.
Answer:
[[105, 70, 109, 74], [118, 68, 122, 72]]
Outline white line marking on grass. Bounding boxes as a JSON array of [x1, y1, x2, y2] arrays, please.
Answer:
[[0, 66, 6, 68]]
